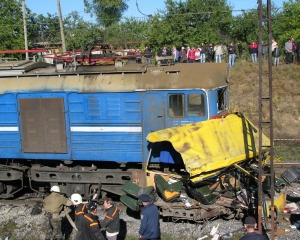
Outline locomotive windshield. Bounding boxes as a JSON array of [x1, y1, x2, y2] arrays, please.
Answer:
[[188, 93, 206, 117]]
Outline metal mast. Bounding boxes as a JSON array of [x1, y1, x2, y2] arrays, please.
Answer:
[[257, 0, 275, 239], [22, 0, 29, 60], [57, 0, 66, 53]]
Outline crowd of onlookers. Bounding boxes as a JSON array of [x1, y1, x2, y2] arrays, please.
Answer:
[[129, 38, 299, 67]]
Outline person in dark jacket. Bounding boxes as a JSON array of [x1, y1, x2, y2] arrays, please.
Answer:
[[82, 201, 105, 240], [71, 193, 87, 240], [239, 216, 266, 240], [237, 42, 243, 58], [200, 42, 207, 63], [138, 194, 160, 240], [100, 198, 120, 240], [179, 47, 187, 63], [144, 46, 152, 63], [207, 42, 215, 62], [273, 44, 281, 67]]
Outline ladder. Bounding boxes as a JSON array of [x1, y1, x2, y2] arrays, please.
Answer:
[[257, 0, 276, 239]]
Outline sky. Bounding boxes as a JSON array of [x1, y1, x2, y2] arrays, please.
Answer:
[[25, 0, 286, 22]]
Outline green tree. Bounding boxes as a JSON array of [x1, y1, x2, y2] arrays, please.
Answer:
[[28, 13, 62, 47], [103, 17, 148, 46], [64, 11, 103, 51], [272, 0, 300, 47], [0, 0, 24, 52], [231, 10, 259, 45], [146, 0, 232, 53], [84, 0, 128, 27]]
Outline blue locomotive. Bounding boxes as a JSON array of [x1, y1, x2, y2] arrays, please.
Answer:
[[0, 60, 228, 199]]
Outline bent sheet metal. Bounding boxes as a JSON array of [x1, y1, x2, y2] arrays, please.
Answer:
[[147, 112, 270, 182]]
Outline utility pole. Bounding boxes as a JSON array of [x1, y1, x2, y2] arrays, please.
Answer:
[[57, 0, 66, 52], [22, 0, 29, 60]]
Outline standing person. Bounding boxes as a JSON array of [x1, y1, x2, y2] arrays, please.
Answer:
[[273, 44, 281, 67], [172, 46, 179, 64], [200, 42, 207, 63], [237, 42, 243, 58], [100, 198, 120, 240], [271, 39, 277, 54], [261, 40, 268, 60], [160, 46, 169, 64], [195, 48, 201, 62], [188, 47, 196, 63], [285, 38, 293, 64], [179, 47, 187, 63], [136, 48, 142, 63], [138, 194, 160, 240], [214, 44, 222, 63], [207, 42, 215, 62], [144, 46, 152, 63], [186, 46, 190, 62], [228, 42, 236, 67], [82, 201, 106, 240], [71, 193, 87, 240], [239, 216, 266, 240], [249, 41, 258, 62], [292, 38, 297, 62], [43, 185, 73, 240]]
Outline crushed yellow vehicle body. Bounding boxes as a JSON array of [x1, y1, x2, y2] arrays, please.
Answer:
[[147, 112, 270, 183]]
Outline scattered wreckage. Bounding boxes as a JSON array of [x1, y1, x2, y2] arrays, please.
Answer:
[[121, 112, 289, 222]]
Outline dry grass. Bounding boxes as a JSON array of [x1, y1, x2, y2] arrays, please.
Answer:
[[229, 60, 300, 161]]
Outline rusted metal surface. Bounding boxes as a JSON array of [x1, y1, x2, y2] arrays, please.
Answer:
[[0, 62, 228, 93]]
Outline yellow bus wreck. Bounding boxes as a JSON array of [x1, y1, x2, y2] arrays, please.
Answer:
[[121, 112, 286, 222]]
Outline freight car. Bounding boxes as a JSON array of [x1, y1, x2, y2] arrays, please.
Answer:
[[0, 59, 229, 200]]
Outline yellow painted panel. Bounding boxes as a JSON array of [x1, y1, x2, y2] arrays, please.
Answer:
[[147, 112, 270, 181]]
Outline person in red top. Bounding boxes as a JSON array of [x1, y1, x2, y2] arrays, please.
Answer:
[[188, 47, 196, 63], [249, 41, 258, 62]]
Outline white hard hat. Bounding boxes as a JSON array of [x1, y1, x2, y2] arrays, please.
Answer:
[[50, 185, 60, 193], [70, 193, 82, 204]]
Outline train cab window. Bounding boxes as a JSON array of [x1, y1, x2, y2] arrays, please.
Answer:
[[188, 94, 206, 117], [169, 94, 184, 117], [217, 88, 227, 112]]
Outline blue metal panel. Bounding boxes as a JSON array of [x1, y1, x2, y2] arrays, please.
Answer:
[[208, 89, 218, 117], [0, 94, 20, 157], [142, 92, 165, 164], [68, 93, 142, 162]]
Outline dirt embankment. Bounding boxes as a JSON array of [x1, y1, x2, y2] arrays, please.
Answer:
[[228, 61, 300, 160]]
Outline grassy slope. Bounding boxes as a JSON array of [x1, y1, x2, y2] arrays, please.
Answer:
[[229, 60, 300, 161]]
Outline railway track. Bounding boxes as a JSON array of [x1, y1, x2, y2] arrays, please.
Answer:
[[0, 163, 300, 239]]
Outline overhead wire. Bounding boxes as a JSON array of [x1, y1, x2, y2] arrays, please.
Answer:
[[0, 6, 286, 28]]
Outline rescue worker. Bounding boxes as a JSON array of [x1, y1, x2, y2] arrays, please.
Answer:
[[71, 193, 87, 240], [43, 185, 73, 240], [138, 193, 160, 240], [100, 198, 120, 240], [82, 201, 106, 240], [240, 216, 266, 240]]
